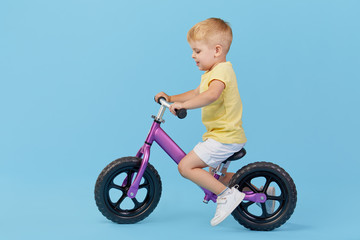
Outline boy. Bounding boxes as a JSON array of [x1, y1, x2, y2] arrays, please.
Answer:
[[155, 18, 247, 226]]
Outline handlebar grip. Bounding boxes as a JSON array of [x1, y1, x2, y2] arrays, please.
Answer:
[[175, 108, 187, 119], [156, 96, 187, 119], [157, 96, 167, 104]]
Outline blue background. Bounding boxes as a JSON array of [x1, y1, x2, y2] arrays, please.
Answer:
[[1, 0, 359, 239]]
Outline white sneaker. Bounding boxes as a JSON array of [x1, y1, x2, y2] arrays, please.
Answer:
[[210, 187, 245, 226], [256, 186, 276, 214]]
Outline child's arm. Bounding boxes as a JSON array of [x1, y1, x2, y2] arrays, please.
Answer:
[[169, 86, 200, 102], [169, 80, 224, 115], [155, 86, 200, 103]]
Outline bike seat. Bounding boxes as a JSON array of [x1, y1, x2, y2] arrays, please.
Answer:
[[222, 148, 246, 163]]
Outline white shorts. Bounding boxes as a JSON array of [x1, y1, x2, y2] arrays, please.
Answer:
[[193, 138, 246, 168]]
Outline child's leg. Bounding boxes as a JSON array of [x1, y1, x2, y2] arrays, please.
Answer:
[[179, 148, 246, 226], [178, 150, 227, 195]]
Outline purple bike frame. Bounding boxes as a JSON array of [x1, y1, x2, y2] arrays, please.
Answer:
[[127, 120, 267, 204]]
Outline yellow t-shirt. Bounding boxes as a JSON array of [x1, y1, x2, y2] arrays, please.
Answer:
[[200, 61, 247, 144]]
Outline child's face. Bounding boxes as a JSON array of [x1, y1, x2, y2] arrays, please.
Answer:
[[189, 41, 217, 71]]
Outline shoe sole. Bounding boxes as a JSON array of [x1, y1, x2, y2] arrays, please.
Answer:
[[211, 192, 245, 226]]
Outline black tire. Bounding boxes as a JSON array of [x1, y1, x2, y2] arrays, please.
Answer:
[[95, 157, 162, 224], [229, 162, 297, 231]]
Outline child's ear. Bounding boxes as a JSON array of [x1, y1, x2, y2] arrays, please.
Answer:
[[214, 45, 223, 57]]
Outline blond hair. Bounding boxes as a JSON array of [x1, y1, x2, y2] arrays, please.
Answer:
[[187, 18, 233, 53]]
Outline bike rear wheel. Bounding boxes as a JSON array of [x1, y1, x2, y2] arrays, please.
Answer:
[[95, 157, 162, 224], [229, 161, 297, 231]]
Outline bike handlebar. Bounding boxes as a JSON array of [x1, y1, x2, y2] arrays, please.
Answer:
[[157, 97, 187, 119]]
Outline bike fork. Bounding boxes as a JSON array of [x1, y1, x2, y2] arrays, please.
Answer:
[[127, 143, 151, 198]]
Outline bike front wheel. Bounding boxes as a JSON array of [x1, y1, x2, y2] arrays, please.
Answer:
[[95, 157, 162, 224], [229, 161, 297, 231]]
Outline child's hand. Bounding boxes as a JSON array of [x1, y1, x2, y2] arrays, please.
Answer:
[[169, 102, 184, 116], [154, 92, 170, 103]]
